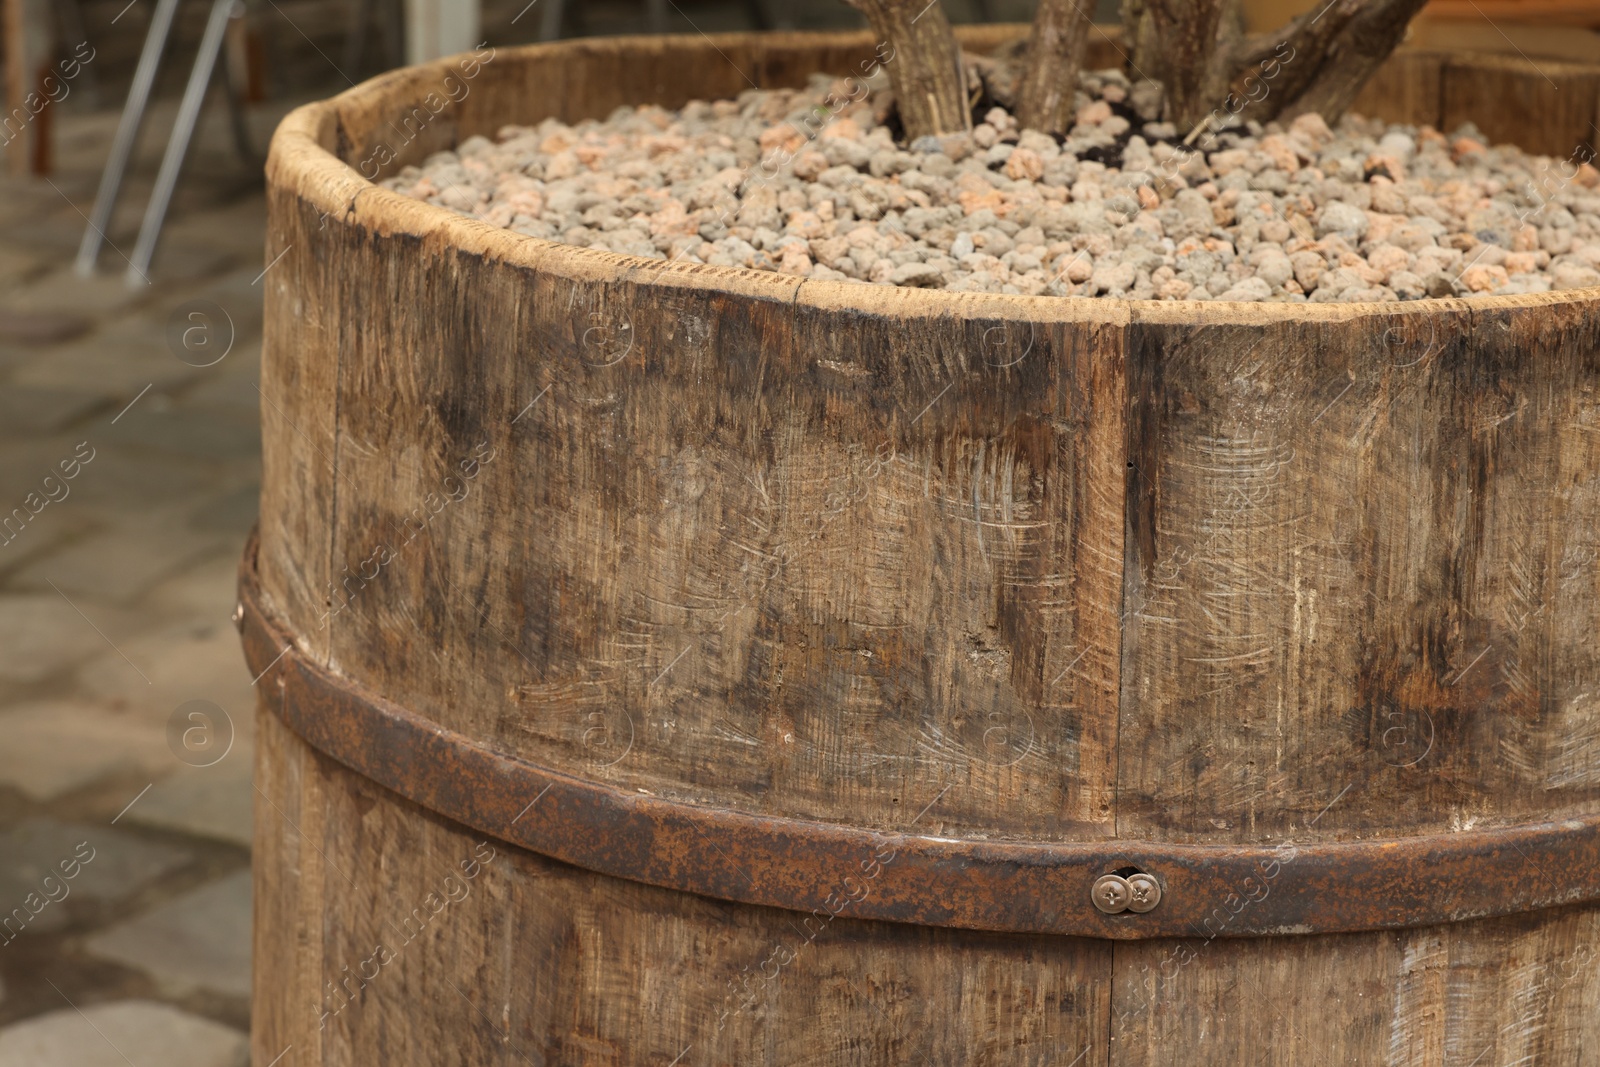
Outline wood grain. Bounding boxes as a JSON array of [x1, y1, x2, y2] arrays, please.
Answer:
[[1349, 48, 1443, 128], [1440, 51, 1600, 159], [1111, 904, 1600, 1064], [255, 707, 1116, 1066], [255, 29, 1600, 1065], [1117, 296, 1600, 847]]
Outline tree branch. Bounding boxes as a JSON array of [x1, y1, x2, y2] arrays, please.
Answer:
[[843, 0, 972, 140], [1233, 0, 1429, 125], [1014, 0, 1092, 136]]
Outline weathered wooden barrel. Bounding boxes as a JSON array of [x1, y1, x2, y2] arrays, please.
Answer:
[[243, 28, 1600, 1065]]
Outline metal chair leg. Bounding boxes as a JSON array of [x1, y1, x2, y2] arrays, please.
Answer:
[[125, 0, 236, 287], [73, 0, 182, 277]]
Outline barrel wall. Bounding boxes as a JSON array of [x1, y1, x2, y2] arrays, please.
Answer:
[[253, 28, 1600, 1066], [254, 707, 1600, 1065], [261, 32, 1600, 849]]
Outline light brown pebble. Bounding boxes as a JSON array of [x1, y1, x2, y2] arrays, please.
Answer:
[[1076, 100, 1112, 126], [1553, 262, 1600, 289], [1461, 264, 1509, 292], [1004, 148, 1044, 182], [1502, 252, 1540, 274], [387, 73, 1590, 301]]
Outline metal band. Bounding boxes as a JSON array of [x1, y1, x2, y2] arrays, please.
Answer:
[[239, 541, 1600, 940]]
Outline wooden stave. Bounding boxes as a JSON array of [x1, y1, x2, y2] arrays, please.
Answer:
[[258, 31, 1600, 876]]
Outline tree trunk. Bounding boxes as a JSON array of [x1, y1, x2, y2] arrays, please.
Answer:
[[1014, 0, 1091, 136], [1122, 0, 1243, 131], [1119, 0, 1429, 137], [844, 0, 971, 139]]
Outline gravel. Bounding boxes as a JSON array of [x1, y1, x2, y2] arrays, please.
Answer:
[[380, 68, 1600, 301]]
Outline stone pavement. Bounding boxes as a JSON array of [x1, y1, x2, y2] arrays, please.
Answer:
[[0, 79, 288, 1063]]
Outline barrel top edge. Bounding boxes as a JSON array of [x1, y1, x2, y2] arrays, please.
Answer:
[[262, 32, 1600, 327]]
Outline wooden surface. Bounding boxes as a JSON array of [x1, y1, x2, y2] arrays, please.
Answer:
[[254, 705, 1600, 1065], [1406, 16, 1600, 64], [256, 29, 1600, 1064], [1424, 0, 1600, 24], [1439, 51, 1600, 158], [1242, 0, 1600, 31], [1118, 300, 1600, 846], [1351, 48, 1600, 158]]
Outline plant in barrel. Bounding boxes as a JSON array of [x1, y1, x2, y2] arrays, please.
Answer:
[[843, 0, 1430, 142]]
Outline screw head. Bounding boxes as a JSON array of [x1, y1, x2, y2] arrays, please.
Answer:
[[1125, 872, 1162, 913], [1092, 874, 1131, 914]]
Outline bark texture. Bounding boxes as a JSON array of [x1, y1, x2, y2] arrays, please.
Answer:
[[843, 0, 971, 138], [1239, 0, 1433, 125], [1116, 0, 1428, 135], [1122, 0, 1245, 130], [1014, 0, 1092, 136]]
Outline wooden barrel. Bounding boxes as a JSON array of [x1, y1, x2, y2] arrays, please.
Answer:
[[244, 28, 1600, 1065]]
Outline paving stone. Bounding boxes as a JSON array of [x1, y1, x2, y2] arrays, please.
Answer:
[[0, 216, 89, 259], [0, 246, 45, 289], [119, 273, 265, 355], [0, 343, 42, 374], [87, 870, 252, 998], [0, 595, 105, 684], [0, 269, 152, 319], [146, 246, 242, 287], [0, 1000, 247, 1067], [189, 481, 260, 537], [181, 354, 264, 412], [0, 311, 91, 346], [0, 820, 189, 935], [65, 448, 216, 513], [161, 207, 271, 266], [0, 387, 114, 437], [0, 701, 172, 802], [12, 345, 200, 395], [127, 758, 253, 847], [101, 407, 262, 463], [11, 510, 234, 604], [0, 516, 102, 586], [145, 552, 243, 618], [79, 616, 255, 719]]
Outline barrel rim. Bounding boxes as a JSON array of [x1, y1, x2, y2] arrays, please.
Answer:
[[240, 533, 1600, 940], [262, 29, 1600, 325]]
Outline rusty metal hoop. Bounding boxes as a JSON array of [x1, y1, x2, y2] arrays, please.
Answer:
[[239, 537, 1600, 940]]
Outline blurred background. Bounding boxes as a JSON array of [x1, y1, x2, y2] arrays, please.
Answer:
[[0, 0, 1597, 1063]]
